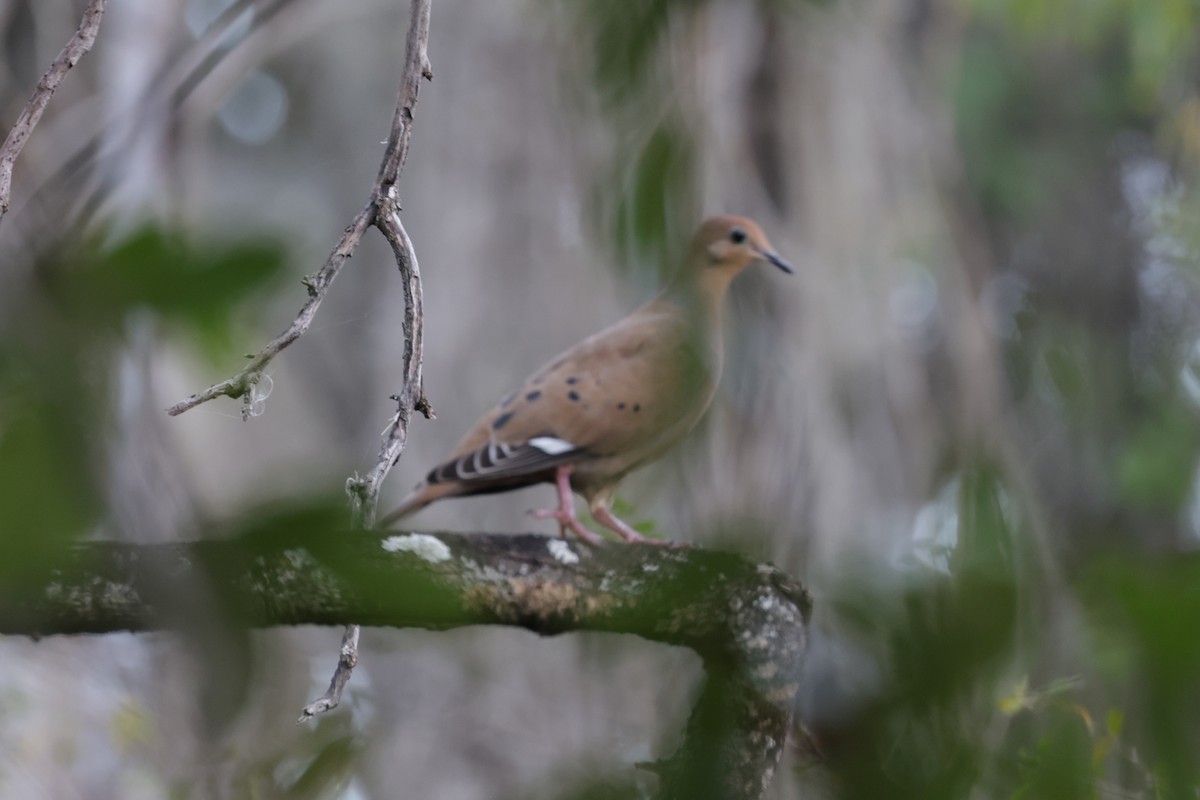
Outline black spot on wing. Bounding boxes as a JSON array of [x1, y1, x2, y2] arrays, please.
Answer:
[[568, 391, 580, 402], [617, 402, 626, 410], [633, 403, 641, 412], [492, 411, 514, 430], [526, 390, 541, 401], [566, 376, 579, 385]]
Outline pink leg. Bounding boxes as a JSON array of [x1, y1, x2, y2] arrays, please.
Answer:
[[529, 465, 603, 545], [590, 499, 675, 546]]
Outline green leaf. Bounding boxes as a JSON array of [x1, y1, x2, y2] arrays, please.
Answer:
[[64, 226, 287, 342], [1117, 404, 1200, 510]]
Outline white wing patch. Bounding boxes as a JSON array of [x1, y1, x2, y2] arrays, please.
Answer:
[[427, 435, 581, 486], [529, 436, 575, 455]]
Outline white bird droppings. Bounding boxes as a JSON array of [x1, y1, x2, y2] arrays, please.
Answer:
[[381, 533, 451, 563], [547, 539, 580, 565]]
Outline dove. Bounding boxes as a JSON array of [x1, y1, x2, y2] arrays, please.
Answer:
[[381, 215, 792, 544]]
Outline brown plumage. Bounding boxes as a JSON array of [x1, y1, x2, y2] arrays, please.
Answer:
[[380, 215, 792, 543]]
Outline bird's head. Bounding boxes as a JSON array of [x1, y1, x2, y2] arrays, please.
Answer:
[[686, 215, 793, 281]]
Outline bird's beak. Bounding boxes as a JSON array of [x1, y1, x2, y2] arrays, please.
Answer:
[[757, 248, 794, 275]]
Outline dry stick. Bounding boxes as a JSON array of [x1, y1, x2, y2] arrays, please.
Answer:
[[0, 0, 107, 225], [163, 0, 433, 720], [298, 204, 432, 723], [165, 0, 433, 421], [299, 0, 434, 723], [166, 204, 375, 419]]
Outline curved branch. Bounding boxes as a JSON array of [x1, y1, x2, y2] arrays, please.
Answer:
[[7, 530, 811, 800], [0, 0, 107, 224], [165, 0, 434, 419], [298, 0, 434, 722]]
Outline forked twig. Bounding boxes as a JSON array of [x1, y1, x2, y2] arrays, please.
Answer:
[[294, 0, 434, 723], [166, 0, 433, 421]]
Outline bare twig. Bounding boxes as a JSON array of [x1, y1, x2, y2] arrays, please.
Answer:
[[294, 622, 359, 722], [0, 0, 106, 225], [295, 0, 434, 722], [165, 204, 376, 419], [166, 0, 433, 419]]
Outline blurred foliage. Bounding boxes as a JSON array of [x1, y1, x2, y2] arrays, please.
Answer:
[[0, 343, 97, 575], [561, 0, 705, 284], [808, 469, 1200, 800], [226, 714, 363, 799], [958, 0, 1200, 222], [552, 0, 1200, 794], [0, 224, 291, 792], [1118, 400, 1200, 511], [571, 0, 703, 107], [0, 225, 284, 581], [817, 468, 1017, 800], [562, 0, 815, 285], [607, 118, 700, 285], [954, 23, 1133, 224], [966, 0, 1200, 113], [799, 0, 1200, 795], [69, 227, 288, 360], [1082, 556, 1200, 795]]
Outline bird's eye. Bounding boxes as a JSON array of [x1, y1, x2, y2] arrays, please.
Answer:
[[730, 228, 747, 245]]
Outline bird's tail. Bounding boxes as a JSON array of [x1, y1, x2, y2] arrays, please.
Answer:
[[377, 481, 458, 529]]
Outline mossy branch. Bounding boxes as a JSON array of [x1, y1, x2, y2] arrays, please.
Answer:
[[3, 530, 810, 800]]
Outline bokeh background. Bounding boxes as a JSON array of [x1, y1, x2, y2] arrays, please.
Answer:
[[2, 0, 1200, 797]]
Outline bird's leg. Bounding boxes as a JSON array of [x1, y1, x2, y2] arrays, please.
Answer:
[[589, 495, 673, 546], [529, 465, 603, 545]]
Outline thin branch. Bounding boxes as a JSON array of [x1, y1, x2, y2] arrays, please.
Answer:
[[7, 530, 812, 800], [0, 0, 107, 225], [165, 0, 433, 419], [296, 0, 434, 721], [165, 203, 376, 418], [294, 205, 434, 722], [295, 622, 359, 723]]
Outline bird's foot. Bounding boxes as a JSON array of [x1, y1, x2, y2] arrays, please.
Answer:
[[528, 507, 604, 545], [621, 529, 682, 547], [590, 504, 679, 546], [528, 463, 604, 544]]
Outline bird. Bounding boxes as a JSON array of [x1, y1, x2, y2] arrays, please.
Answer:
[[380, 215, 792, 544]]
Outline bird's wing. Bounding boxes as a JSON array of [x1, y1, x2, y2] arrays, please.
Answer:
[[423, 435, 583, 487], [423, 299, 712, 491]]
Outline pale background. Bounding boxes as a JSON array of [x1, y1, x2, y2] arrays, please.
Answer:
[[1, 0, 1197, 798]]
